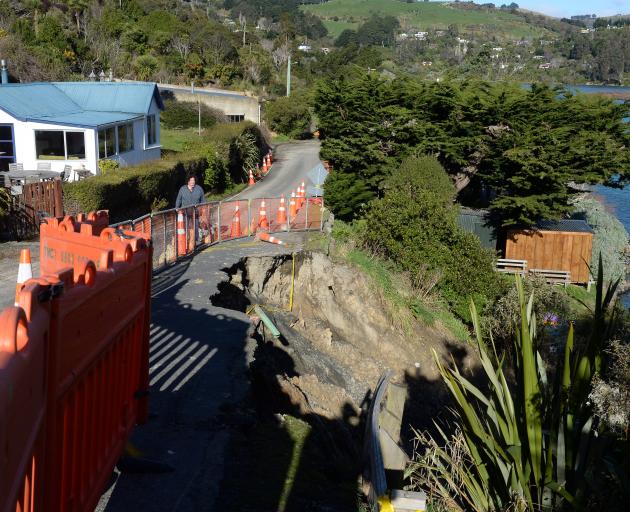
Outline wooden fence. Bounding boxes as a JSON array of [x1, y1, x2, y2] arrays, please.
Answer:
[[505, 228, 593, 284], [0, 180, 63, 240]]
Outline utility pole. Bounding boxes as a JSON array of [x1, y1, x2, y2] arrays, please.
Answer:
[[192, 81, 200, 135], [286, 54, 291, 97]]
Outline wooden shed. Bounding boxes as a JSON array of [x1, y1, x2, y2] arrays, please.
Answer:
[[505, 220, 593, 284]]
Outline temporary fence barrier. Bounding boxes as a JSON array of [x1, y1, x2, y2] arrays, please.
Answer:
[[0, 211, 152, 512], [111, 195, 326, 272], [0, 281, 50, 512]]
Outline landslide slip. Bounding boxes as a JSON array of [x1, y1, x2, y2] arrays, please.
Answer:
[[212, 251, 476, 425]]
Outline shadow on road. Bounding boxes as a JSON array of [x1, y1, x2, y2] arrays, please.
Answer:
[[216, 332, 364, 512], [100, 270, 253, 511]]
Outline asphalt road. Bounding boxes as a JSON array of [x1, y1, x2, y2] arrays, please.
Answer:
[[232, 140, 322, 200], [96, 142, 323, 510], [97, 234, 308, 512]]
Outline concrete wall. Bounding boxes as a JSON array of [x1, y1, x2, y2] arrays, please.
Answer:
[[159, 85, 260, 124]]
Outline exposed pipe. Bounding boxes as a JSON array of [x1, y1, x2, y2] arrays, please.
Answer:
[[1, 60, 8, 85], [253, 305, 281, 338]]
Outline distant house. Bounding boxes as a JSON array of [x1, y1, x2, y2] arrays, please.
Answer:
[[298, 44, 312, 52], [0, 82, 164, 178], [538, 62, 552, 69]]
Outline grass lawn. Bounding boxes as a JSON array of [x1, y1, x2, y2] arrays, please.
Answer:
[[303, 0, 550, 40], [160, 127, 204, 153], [205, 183, 248, 202]]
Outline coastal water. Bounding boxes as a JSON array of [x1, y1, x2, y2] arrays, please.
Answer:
[[594, 184, 630, 308]]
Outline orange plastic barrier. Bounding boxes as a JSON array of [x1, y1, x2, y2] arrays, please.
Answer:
[[1, 211, 152, 512], [0, 282, 51, 512]]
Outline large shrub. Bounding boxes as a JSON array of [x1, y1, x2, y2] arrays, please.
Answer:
[[161, 99, 227, 130], [571, 195, 629, 284], [361, 156, 500, 319], [482, 275, 571, 350], [264, 94, 312, 138]]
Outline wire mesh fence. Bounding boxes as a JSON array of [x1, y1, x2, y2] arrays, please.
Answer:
[[111, 196, 325, 272]]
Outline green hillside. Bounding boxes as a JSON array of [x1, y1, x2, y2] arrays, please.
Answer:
[[302, 0, 551, 39]]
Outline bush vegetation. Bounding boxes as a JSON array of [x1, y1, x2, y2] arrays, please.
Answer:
[[482, 275, 572, 350], [315, 76, 629, 226], [160, 99, 227, 130], [329, 220, 470, 342], [408, 263, 629, 511], [264, 93, 312, 139], [64, 122, 267, 222], [360, 156, 502, 320]]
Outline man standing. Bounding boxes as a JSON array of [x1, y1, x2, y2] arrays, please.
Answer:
[[176, 175, 204, 209], [176, 175, 205, 243]]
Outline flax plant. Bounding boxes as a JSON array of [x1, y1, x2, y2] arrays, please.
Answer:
[[408, 256, 621, 511]]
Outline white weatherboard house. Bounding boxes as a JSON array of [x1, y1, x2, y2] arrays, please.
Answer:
[[0, 82, 164, 177]]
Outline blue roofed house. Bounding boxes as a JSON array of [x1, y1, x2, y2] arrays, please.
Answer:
[[0, 82, 163, 178]]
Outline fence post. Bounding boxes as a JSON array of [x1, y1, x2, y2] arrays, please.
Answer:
[[320, 197, 324, 232], [192, 206, 197, 249], [174, 210, 179, 258], [161, 213, 166, 266], [54, 179, 63, 216], [247, 199, 252, 236], [217, 202, 222, 242]]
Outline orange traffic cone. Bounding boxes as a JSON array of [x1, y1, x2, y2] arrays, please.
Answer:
[[268, 151, 273, 164], [289, 191, 297, 219], [14, 248, 33, 306], [177, 211, 186, 256], [262, 161, 268, 174], [250, 217, 257, 235], [248, 169, 255, 186], [258, 200, 269, 230], [276, 195, 287, 224], [257, 233, 284, 245], [266, 155, 271, 168], [230, 205, 242, 238]]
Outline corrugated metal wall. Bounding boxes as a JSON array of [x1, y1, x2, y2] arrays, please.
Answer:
[[457, 210, 497, 250]]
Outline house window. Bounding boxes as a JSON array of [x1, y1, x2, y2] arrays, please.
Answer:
[[118, 123, 134, 153], [65, 132, 86, 160], [35, 130, 86, 160], [146, 115, 157, 146], [228, 114, 245, 123], [0, 124, 15, 172], [98, 126, 116, 158]]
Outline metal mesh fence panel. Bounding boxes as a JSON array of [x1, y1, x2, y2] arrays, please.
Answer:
[[151, 212, 166, 269], [164, 210, 177, 266], [133, 215, 151, 237], [219, 199, 250, 240], [196, 202, 220, 245], [119, 196, 326, 271]]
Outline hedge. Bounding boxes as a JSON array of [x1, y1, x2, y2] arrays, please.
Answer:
[[64, 122, 268, 223]]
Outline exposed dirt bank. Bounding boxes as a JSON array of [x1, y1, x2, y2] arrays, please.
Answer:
[[212, 250, 477, 434]]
